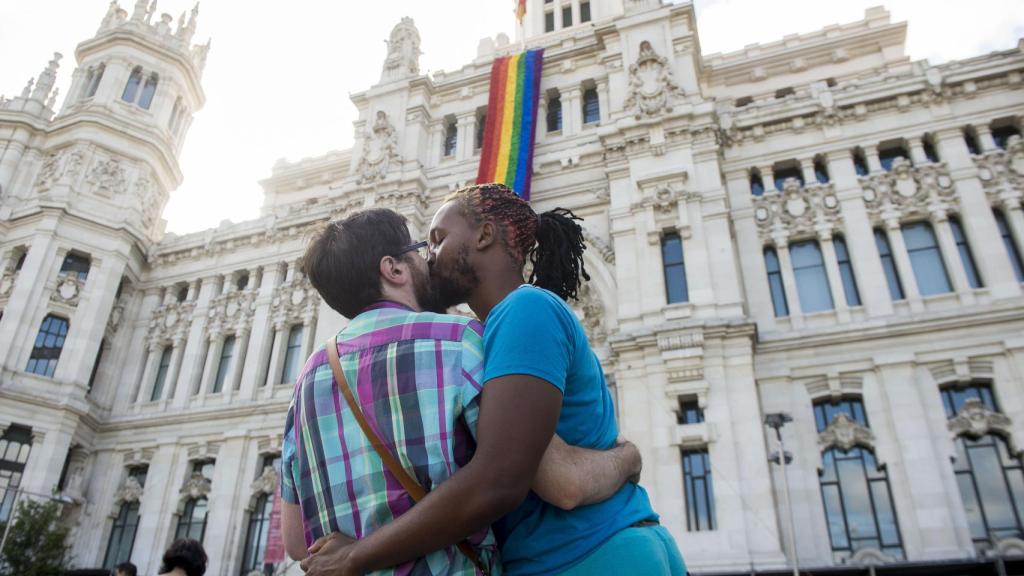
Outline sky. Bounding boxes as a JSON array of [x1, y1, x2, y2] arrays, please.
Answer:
[[2, 1, 1023, 235]]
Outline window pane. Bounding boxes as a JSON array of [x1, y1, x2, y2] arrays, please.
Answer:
[[969, 440, 1019, 532], [994, 210, 1024, 282], [151, 347, 172, 402], [546, 97, 562, 133], [822, 484, 849, 549], [544, 10, 555, 32], [580, 1, 591, 22], [138, 74, 158, 110], [834, 237, 861, 306], [903, 222, 952, 295], [583, 89, 600, 124], [661, 235, 688, 304], [764, 248, 788, 317], [121, 67, 141, 102], [681, 450, 715, 531], [27, 315, 69, 377], [950, 218, 982, 289], [791, 241, 834, 312], [213, 337, 235, 393], [281, 326, 305, 384], [956, 469, 988, 541]]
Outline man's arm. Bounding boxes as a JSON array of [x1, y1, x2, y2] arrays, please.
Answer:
[[282, 501, 308, 561], [300, 374, 562, 576], [533, 436, 641, 511]]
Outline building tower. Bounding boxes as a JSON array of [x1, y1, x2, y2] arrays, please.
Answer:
[[0, 0, 206, 514]]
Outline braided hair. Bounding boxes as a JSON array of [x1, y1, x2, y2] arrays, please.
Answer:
[[446, 183, 590, 301]]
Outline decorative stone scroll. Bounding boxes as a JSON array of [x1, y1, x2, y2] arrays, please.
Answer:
[[860, 158, 956, 223], [357, 111, 400, 185], [206, 288, 257, 337], [974, 135, 1024, 210], [180, 471, 211, 499], [947, 398, 1013, 441], [271, 275, 319, 328], [818, 412, 875, 452], [624, 41, 684, 119], [50, 274, 85, 307], [752, 179, 841, 243], [148, 300, 196, 345], [251, 465, 279, 497], [87, 156, 128, 198], [573, 283, 606, 345], [113, 475, 144, 506]]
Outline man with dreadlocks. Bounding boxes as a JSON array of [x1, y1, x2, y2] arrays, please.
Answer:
[[305, 184, 685, 576]]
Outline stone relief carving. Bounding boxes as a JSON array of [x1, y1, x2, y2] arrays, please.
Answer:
[[50, 274, 85, 307], [752, 179, 841, 242], [818, 412, 875, 452], [860, 158, 956, 223], [633, 174, 694, 215], [180, 471, 212, 499], [87, 157, 128, 198], [207, 288, 257, 337], [34, 147, 89, 194], [381, 17, 421, 82], [573, 282, 606, 345], [974, 134, 1024, 210], [134, 174, 162, 228], [271, 275, 319, 328], [113, 475, 144, 505], [357, 111, 400, 185], [62, 448, 92, 502], [148, 299, 196, 345], [624, 41, 684, 119], [251, 465, 279, 497], [947, 398, 1013, 441], [581, 229, 615, 264]]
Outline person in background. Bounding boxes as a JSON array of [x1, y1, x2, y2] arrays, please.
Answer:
[[158, 538, 207, 576], [113, 561, 136, 576]]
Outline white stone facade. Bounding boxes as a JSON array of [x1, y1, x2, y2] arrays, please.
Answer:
[[1, 1, 1022, 574]]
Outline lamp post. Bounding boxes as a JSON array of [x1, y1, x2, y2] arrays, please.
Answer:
[[765, 412, 799, 576]]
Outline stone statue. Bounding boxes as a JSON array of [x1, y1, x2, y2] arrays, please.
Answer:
[[357, 111, 400, 184], [381, 17, 421, 82], [624, 41, 684, 119]]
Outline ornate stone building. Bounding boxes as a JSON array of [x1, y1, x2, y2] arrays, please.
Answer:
[[1, 1, 1023, 574]]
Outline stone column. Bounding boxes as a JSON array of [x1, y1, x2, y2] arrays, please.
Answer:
[[302, 316, 318, 365], [799, 158, 816, 185], [228, 329, 250, 393], [817, 232, 849, 319], [864, 145, 883, 173], [0, 128, 30, 194], [596, 78, 610, 123], [197, 334, 223, 399], [908, 137, 929, 164], [563, 87, 582, 136], [135, 344, 162, 405], [0, 229, 58, 371], [774, 238, 803, 325], [929, 212, 973, 300], [457, 113, 475, 161], [243, 265, 283, 398], [883, 219, 923, 311], [974, 124, 996, 152], [760, 165, 775, 193], [162, 339, 186, 402], [263, 322, 289, 394]]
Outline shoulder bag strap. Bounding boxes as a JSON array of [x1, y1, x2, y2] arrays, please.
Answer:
[[326, 337, 489, 575]]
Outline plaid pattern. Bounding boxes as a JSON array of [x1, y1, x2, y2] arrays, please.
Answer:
[[281, 302, 500, 576]]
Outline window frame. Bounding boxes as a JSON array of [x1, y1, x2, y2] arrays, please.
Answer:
[[212, 335, 236, 394], [764, 247, 789, 317], [994, 209, 1024, 282], [833, 236, 861, 307], [150, 346, 173, 402], [874, 229, 904, 300], [949, 216, 982, 289], [102, 501, 141, 569], [681, 448, 716, 531], [280, 325, 305, 385], [26, 314, 70, 378], [902, 221, 952, 296], [660, 232, 689, 304], [582, 87, 600, 125], [790, 240, 834, 313]]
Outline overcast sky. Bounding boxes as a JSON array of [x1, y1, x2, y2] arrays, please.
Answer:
[[2, 1, 1022, 235]]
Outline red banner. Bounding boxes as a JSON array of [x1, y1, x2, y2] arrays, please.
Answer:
[[264, 487, 285, 564]]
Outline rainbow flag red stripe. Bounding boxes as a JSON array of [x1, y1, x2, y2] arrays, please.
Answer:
[[476, 49, 544, 200]]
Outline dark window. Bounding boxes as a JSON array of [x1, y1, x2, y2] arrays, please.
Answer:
[[443, 120, 457, 157], [950, 217, 982, 289], [940, 383, 998, 419], [60, 253, 91, 281], [582, 88, 600, 124], [791, 240, 834, 313], [26, 315, 69, 377], [122, 66, 142, 103], [764, 247, 789, 317], [903, 221, 952, 296], [87, 340, 106, 394], [546, 95, 562, 133], [213, 336, 235, 393], [923, 137, 940, 163], [775, 87, 795, 99], [241, 455, 281, 575], [820, 447, 903, 560], [814, 158, 830, 184], [14, 252, 26, 272], [825, 77, 837, 88], [953, 434, 1024, 548], [580, 1, 591, 22], [874, 229, 904, 300], [735, 96, 753, 108], [562, 5, 572, 27], [661, 233, 688, 304], [879, 146, 910, 172], [176, 286, 188, 303], [853, 150, 870, 176], [749, 169, 764, 196], [677, 398, 704, 425], [544, 10, 555, 32], [175, 497, 209, 543], [834, 236, 861, 306], [236, 272, 249, 291], [150, 347, 172, 402], [992, 125, 1021, 150], [964, 128, 981, 155], [0, 426, 32, 524], [138, 73, 158, 110], [103, 501, 140, 569], [773, 166, 804, 191], [475, 112, 487, 149], [814, 397, 868, 433], [280, 325, 305, 384], [85, 63, 105, 99], [994, 209, 1024, 282], [682, 449, 716, 531]]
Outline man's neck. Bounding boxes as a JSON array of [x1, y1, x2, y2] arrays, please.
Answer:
[[468, 267, 524, 323], [376, 290, 421, 313]]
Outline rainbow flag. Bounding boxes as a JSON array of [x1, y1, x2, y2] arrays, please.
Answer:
[[476, 48, 545, 200]]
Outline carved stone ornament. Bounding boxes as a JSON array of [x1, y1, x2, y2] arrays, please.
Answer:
[[87, 157, 128, 198], [974, 135, 1024, 209], [181, 471, 212, 499], [148, 300, 196, 343], [634, 177, 694, 215], [624, 41, 684, 119], [251, 465, 279, 496], [818, 412, 875, 452], [50, 274, 84, 307], [357, 111, 400, 185], [752, 179, 841, 243], [35, 147, 87, 193], [134, 174, 162, 228], [114, 475, 144, 505], [573, 282, 607, 345], [860, 158, 956, 223], [207, 288, 256, 336], [272, 276, 319, 327], [381, 17, 421, 82], [947, 398, 1013, 440], [0, 266, 18, 299]]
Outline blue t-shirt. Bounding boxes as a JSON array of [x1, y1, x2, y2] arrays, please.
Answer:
[[483, 285, 657, 575]]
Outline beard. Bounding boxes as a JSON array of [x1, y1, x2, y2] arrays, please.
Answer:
[[409, 257, 443, 314], [429, 243, 479, 312]]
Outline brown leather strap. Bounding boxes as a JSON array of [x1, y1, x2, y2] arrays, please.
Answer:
[[326, 337, 489, 575]]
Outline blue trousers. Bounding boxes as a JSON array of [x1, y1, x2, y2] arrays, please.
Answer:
[[557, 525, 687, 575]]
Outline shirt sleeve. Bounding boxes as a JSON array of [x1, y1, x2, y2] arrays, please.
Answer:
[[482, 287, 574, 394], [459, 320, 486, 442], [280, 394, 301, 505]]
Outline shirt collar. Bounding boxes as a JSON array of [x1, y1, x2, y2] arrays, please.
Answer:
[[362, 300, 414, 313]]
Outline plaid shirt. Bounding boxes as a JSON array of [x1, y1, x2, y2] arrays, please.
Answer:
[[281, 302, 500, 576]]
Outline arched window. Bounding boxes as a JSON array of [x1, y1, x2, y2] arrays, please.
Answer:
[[26, 315, 69, 377], [442, 117, 457, 157], [749, 169, 765, 197], [582, 87, 600, 125], [175, 497, 209, 542], [815, 399, 904, 561], [764, 247, 788, 317], [138, 73, 158, 110], [102, 501, 140, 568], [546, 92, 562, 133], [0, 426, 33, 524], [122, 66, 143, 103], [85, 63, 105, 99]]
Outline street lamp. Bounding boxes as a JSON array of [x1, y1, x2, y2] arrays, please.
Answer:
[[765, 412, 799, 576]]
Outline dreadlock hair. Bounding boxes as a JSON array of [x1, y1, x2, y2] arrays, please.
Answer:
[[446, 183, 590, 301]]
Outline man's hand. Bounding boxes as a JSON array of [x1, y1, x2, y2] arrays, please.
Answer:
[[300, 533, 358, 576]]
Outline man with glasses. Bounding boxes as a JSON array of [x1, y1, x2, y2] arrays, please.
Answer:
[[281, 208, 642, 574]]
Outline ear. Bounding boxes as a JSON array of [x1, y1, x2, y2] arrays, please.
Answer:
[[378, 255, 408, 288], [476, 221, 497, 251]]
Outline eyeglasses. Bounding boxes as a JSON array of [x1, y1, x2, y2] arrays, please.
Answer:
[[391, 240, 428, 259]]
